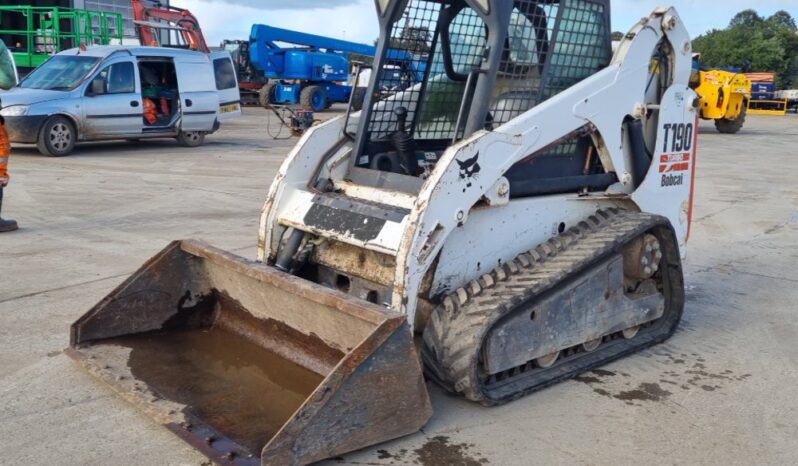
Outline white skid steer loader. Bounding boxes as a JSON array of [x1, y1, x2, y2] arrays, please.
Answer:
[[68, 1, 698, 465]]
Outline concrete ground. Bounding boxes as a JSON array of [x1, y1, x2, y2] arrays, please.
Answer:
[[1, 108, 797, 466]]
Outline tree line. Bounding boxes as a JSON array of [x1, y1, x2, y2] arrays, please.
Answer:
[[612, 10, 798, 88], [692, 10, 798, 87]]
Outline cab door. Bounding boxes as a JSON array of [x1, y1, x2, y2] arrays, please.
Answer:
[[210, 50, 242, 121], [82, 59, 142, 137], [174, 60, 218, 131]]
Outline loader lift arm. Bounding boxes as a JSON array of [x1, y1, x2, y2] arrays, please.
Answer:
[[132, 0, 209, 53]]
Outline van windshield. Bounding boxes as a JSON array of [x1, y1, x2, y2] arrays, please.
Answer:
[[20, 55, 100, 91]]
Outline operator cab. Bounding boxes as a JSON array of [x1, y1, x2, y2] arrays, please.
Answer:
[[348, 0, 616, 198]]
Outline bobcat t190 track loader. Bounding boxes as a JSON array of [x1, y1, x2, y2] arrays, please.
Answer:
[[68, 1, 698, 464]]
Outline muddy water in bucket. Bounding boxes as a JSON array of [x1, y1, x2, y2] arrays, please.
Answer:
[[69, 241, 433, 465], [103, 325, 323, 453]]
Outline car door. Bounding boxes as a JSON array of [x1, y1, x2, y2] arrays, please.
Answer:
[[174, 60, 218, 131], [82, 58, 142, 137], [210, 50, 242, 121]]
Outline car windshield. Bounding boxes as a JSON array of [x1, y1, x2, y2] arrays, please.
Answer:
[[20, 55, 100, 91]]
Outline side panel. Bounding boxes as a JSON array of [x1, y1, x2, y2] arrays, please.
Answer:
[[631, 86, 698, 252], [431, 195, 631, 298], [175, 60, 219, 131], [274, 83, 301, 104], [321, 83, 351, 103], [210, 51, 242, 121]]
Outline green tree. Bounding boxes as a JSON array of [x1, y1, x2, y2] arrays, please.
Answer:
[[694, 9, 798, 87], [767, 10, 797, 30], [729, 9, 764, 28]]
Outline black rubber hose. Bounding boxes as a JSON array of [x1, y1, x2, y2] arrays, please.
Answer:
[[274, 228, 304, 272], [627, 119, 652, 188]]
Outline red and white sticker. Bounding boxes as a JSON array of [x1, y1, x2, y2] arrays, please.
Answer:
[[659, 153, 691, 173]]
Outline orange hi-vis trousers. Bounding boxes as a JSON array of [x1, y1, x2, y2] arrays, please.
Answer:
[[0, 123, 9, 187]]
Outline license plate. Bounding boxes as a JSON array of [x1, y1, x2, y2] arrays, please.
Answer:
[[220, 103, 240, 113]]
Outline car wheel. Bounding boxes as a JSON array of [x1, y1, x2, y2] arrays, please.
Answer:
[[37, 116, 76, 157], [176, 131, 205, 147]]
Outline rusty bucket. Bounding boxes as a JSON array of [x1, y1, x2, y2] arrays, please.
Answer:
[[67, 240, 432, 466]]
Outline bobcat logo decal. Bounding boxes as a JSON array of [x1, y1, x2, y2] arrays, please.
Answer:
[[456, 153, 481, 188]]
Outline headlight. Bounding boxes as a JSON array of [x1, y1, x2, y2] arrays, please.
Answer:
[[0, 105, 30, 117]]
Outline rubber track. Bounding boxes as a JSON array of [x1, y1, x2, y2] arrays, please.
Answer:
[[422, 208, 681, 404]]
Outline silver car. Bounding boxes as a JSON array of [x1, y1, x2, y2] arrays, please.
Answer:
[[1, 45, 241, 156]]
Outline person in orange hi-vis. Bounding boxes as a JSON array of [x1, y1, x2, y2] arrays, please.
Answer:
[[0, 114, 17, 232]]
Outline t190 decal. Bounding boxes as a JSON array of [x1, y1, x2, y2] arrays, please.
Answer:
[[659, 122, 695, 188], [662, 122, 694, 153]]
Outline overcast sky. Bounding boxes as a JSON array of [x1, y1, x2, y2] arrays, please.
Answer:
[[171, 0, 797, 46]]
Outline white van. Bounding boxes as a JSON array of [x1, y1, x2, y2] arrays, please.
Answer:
[[0, 45, 241, 156]]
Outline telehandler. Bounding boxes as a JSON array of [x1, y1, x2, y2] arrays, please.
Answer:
[[690, 55, 751, 134], [68, 1, 698, 465]]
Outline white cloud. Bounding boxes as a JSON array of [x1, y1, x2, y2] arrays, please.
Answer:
[[172, 0, 378, 46], [174, 0, 797, 47], [613, 0, 796, 37], [194, 0, 358, 8]]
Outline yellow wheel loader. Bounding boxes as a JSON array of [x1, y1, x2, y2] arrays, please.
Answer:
[[691, 57, 751, 133], [68, 1, 698, 465]]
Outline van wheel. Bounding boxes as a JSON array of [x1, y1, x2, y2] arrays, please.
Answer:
[[300, 86, 326, 112], [177, 131, 205, 147], [37, 116, 76, 157]]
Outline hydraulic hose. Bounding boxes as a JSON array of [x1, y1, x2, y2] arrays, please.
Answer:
[[627, 118, 652, 188]]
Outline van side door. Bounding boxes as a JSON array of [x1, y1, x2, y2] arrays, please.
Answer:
[[174, 60, 218, 131], [82, 58, 142, 137], [210, 50, 242, 121]]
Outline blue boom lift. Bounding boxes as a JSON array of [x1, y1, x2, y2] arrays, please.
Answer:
[[249, 24, 376, 112]]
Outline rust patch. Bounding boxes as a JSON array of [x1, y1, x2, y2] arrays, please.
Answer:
[[312, 239, 397, 286]]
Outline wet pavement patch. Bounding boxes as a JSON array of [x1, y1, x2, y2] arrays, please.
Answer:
[[361, 437, 487, 465], [414, 436, 488, 466], [614, 382, 672, 402], [574, 351, 751, 404]]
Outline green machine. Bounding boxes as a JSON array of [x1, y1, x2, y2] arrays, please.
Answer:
[[0, 5, 124, 74]]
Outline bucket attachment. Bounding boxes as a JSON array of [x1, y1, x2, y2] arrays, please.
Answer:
[[67, 240, 432, 466]]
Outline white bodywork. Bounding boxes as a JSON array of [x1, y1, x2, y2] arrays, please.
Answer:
[[258, 8, 697, 331]]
